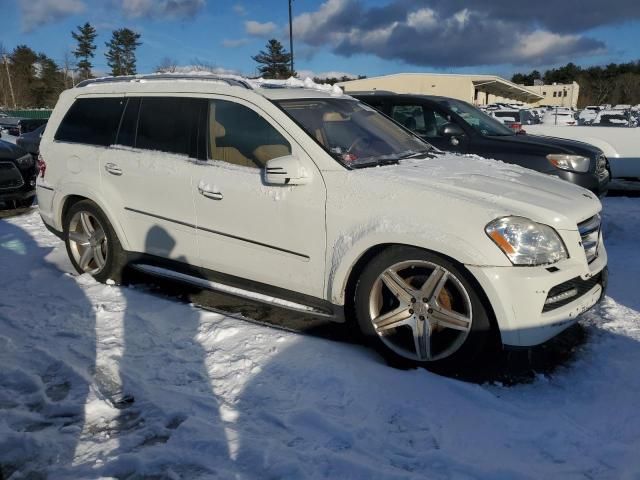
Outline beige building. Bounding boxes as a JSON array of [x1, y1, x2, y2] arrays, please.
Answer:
[[338, 73, 544, 106], [524, 81, 580, 109]]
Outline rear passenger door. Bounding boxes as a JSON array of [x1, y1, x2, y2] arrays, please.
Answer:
[[100, 96, 206, 263], [191, 98, 327, 299]]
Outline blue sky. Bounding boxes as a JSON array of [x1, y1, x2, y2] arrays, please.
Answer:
[[6, 0, 640, 79]]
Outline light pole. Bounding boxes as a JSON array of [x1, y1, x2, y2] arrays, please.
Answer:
[[288, 0, 294, 74]]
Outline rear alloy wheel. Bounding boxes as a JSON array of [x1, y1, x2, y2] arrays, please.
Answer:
[[64, 200, 126, 283], [355, 247, 492, 367]]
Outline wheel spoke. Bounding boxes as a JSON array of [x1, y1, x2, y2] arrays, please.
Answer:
[[93, 245, 106, 269], [413, 319, 432, 361], [68, 231, 90, 245], [430, 306, 471, 332], [80, 213, 95, 235], [380, 270, 414, 303], [420, 267, 447, 302], [373, 306, 413, 332], [78, 247, 95, 271], [92, 228, 105, 244]]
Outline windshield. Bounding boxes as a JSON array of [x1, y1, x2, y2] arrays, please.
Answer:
[[275, 98, 432, 168], [437, 99, 515, 136]]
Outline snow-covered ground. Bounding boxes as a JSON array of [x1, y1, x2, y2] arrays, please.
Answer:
[[1, 198, 639, 479]]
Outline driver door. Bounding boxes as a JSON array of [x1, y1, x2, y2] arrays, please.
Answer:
[[192, 97, 327, 299]]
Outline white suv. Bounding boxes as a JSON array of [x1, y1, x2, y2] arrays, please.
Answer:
[[37, 75, 608, 367]]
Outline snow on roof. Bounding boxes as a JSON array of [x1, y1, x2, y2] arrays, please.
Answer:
[[249, 76, 344, 96], [75, 73, 345, 100]]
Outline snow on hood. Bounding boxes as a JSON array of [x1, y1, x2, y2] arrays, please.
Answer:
[[363, 153, 601, 229]]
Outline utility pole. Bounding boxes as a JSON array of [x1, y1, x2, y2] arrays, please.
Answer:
[[288, 0, 294, 74], [2, 55, 16, 109]]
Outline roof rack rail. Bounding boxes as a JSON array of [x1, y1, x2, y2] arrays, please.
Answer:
[[75, 74, 252, 89]]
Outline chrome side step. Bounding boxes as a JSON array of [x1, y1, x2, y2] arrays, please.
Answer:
[[130, 264, 335, 318]]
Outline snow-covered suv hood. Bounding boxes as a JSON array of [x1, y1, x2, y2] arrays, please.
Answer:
[[363, 153, 601, 229]]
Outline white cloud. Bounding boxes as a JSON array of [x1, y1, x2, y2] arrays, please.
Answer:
[[19, 0, 86, 32], [406, 8, 437, 31], [222, 38, 250, 48], [233, 4, 247, 16], [245, 20, 277, 37], [513, 30, 606, 62], [120, 0, 205, 19], [292, 0, 608, 67]]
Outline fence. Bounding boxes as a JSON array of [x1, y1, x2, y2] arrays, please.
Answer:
[[2, 109, 52, 119]]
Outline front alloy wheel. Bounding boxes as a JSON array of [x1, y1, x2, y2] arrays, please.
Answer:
[[355, 247, 492, 366], [369, 260, 473, 362]]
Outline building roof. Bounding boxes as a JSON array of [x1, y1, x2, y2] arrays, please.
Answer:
[[338, 73, 544, 103]]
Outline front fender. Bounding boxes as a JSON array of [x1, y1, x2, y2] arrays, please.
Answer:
[[326, 219, 509, 305]]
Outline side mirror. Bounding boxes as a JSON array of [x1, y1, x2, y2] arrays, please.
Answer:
[[264, 155, 311, 185], [441, 123, 464, 137]]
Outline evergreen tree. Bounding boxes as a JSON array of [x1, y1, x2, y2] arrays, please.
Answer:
[[71, 23, 97, 80], [9, 45, 38, 106], [32, 54, 64, 107], [105, 28, 142, 76], [252, 39, 294, 79]]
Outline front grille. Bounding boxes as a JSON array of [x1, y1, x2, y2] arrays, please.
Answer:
[[543, 271, 603, 313], [596, 154, 608, 180], [578, 214, 601, 264], [0, 162, 24, 191]]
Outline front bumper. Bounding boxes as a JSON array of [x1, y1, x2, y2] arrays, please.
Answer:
[[0, 165, 37, 203], [467, 240, 608, 347]]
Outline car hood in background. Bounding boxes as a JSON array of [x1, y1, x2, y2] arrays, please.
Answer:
[[0, 140, 28, 160], [489, 133, 602, 156]]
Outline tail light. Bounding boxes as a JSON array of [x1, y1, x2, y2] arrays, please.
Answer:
[[37, 154, 46, 179], [509, 122, 523, 132]]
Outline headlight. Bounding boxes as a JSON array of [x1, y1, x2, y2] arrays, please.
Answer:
[[485, 216, 568, 266], [546, 154, 590, 173], [15, 154, 35, 168]]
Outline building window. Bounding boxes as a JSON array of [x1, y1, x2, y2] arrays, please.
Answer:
[[543, 91, 547, 96], [553, 92, 557, 97], [564, 90, 568, 97]]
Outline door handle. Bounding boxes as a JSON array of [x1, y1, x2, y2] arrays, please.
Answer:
[[198, 186, 223, 200], [104, 163, 123, 176]]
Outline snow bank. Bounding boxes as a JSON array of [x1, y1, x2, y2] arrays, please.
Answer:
[[1, 199, 639, 478]]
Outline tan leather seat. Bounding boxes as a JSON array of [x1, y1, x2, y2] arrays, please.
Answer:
[[209, 119, 258, 168], [253, 145, 291, 164]]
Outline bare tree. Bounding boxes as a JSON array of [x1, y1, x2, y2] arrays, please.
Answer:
[[62, 51, 75, 88], [155, 57, 178, 73]]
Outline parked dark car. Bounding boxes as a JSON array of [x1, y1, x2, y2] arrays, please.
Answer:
[[0, 140, 37, 208], [16, 123, 46, 155], [0, 117, 24, 134], [18, 118, 48, 135], [352, 92, 610, 196]]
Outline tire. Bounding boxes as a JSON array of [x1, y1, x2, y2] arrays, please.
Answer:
[[353, 246, 494, 369], [63, 200, 127, 284]]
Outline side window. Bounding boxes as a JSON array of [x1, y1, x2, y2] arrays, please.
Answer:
[[135, 97, 207, 159], [391, 105, 425, 133], [392, 104, 449, 138], [209, 100, 291, 169], [55, 97, 125, 146]]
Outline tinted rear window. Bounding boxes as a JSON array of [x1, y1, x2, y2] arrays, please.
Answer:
[[55, 97, 125, 146], [135, 97, 207, 158]]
